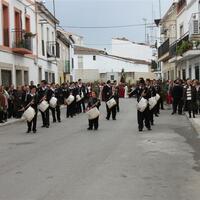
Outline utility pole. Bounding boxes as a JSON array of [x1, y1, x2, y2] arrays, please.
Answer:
[[143, 18, 147, 43], [159, 0, 161, 19]]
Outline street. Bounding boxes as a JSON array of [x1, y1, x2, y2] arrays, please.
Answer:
[[0, 98, 200, 200]]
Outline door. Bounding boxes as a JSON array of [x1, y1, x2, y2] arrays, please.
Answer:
[[1, 70, 12, 87]]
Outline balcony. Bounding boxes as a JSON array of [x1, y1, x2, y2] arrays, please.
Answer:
[[46, 41, 60, 61], [64, 60, 70, 74], [169, 34, 188, 58], [169, 33, 200, 63], [189, 13, 200, 41], [12, 30, 33, 55], [158, 39, 169, 61]]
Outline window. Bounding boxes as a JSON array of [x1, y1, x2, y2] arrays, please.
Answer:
[[25, 16, 30, 32], [47, 27, 49, 42], [93, 55, 96, 61], [2, 4, 9, 47], [45, 72, 48, 82], [16, 70, 22, 86], [182, 69, 186, 80], [14, 10, 22, 44], [78, 56, 83, 69], [195, 66, 199, 80], [41, 24, 45, 56], [189, 67, 192, 79], [180, 24, 184, 37], [110, 75, 115, 80], [1, 70, 12, 87], [24, 71, 29, 85]]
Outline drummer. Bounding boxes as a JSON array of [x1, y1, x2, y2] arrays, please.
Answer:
[[87, 91, 101, 130], [24, 85, 39, 133]]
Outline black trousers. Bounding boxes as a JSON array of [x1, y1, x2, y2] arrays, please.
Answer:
[[81, 99, 86, 112], [49, 107, 56, 122], [149, 107, 155, 125], [137, 108, 151, 130], [106, 105, 117, 120], [88, 117, 99, 129], [173, 98, 183, 114], [186, 100, 196, 117], [27, 111, 37, 131], [41, 108, 50, 126], [67, 102, 76, 117], [0, 111, 4, 122], [56, 105, 61, 121], [116, 99, 120, 112]]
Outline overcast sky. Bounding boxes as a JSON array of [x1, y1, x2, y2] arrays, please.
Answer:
[[45, 0, 173, 50]]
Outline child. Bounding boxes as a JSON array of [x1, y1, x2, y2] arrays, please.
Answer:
[[87, 91, 101, 130]]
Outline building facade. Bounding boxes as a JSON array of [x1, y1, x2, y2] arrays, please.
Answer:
[[0, 0, 37, 87], [74, 46, 155, 83], [159, 0, 200, 81]]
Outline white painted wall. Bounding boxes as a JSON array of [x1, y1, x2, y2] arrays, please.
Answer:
[[111, 38, 154, 62], [73, 53, 155, 82]]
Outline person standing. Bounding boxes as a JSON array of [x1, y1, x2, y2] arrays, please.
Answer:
[[55, 84, 63, 122], [129, 79, 151, 132], [171, 79, 184, 115], [0, 86, 6, 123], [38, 80, 50, 128], [184, 79, 197, 118], [24, 86, 39, 133], [87, 91, 101, 130], [146, 79, 156, 126], [102, 80, 116, 120]]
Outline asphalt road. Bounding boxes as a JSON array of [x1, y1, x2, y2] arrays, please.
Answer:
[[0, 99, 200, 200]]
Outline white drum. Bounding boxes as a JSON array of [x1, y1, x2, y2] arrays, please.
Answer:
[[22, 107, 35, 122], [106, 98, 117, 109], [155, 93, 160, 101], [76, 95, 81, 102], [38, 100, 49, 112], [49, 97, 57, 108], [87, 107, 100, 120], [137, 97, 148, 112], [148, 96, 157, 110], [65, 95, 75, 105]]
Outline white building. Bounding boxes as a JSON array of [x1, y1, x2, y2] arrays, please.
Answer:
[[0, 0, 37, 87], [163, 0, 200, 80], [74, 46, 155, 83], [36, 1, 59, 84], [0, 0, 61, 87], [112, 38, 156, 62], [56, 29, 74, 83]]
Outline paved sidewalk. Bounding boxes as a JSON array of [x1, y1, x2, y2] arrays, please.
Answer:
[[186, 113, 200, 136]]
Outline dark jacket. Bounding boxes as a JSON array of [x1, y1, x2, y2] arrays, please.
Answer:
[[102, 85, 112, 102], [171, 84, 184, 100]]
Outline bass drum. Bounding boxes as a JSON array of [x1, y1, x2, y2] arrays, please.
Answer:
[[38, 100, 49, 112], [65, 95, 75, 105], [106, 98, 117, 109], [49, 97, 57, 108], [22, 107, 35, 122], [87, 107, 100, 120]]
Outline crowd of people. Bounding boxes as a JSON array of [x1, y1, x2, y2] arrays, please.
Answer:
[[0, 79, 121, 133], [0, 77, 199, 133]]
